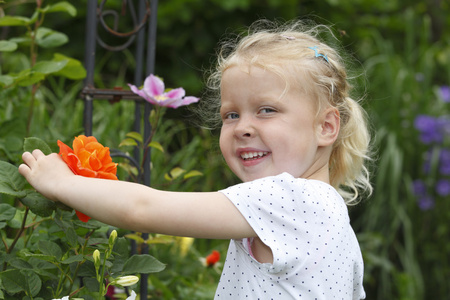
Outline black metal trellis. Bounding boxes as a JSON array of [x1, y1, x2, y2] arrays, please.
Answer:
[[81, 0, 158, 298]]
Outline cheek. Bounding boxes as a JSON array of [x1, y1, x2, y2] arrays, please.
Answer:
[[218, 130, 228, 157]]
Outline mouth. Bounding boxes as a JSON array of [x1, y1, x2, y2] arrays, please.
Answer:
[[240, 151, 269, 161]]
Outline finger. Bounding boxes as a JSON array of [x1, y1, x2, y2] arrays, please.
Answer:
[[22, 151, 36, 167], [31, 149, 45, 159], [18, 163, 30, 177]]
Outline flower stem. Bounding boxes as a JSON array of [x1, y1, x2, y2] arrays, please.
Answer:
[[97, 250, 108, 299], [7, 206, 29, 255], [140, 107, 165, 179]]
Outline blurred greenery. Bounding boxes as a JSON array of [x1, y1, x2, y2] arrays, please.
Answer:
[[1, 0, 449, 299]]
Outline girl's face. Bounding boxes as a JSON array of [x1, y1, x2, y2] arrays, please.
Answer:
[[219, 65, 331, 183]]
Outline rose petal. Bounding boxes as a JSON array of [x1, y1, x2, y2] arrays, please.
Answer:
[[77, 150, 93, 168], [58, 140, 74, 160], [102, 162, 118, 173], [98, 171, 118, 180], [76, 210, 91, 222], [84, 141, 103, 153], [73, 135, 97, 153], [97, 147, 112, 163], [76, 165, 97, 178], [65, 153, 81, 175], [88, 151, 102, 171]]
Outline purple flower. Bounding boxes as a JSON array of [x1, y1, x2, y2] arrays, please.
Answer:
[[436, 179, 450, 196], [439, 85, 450, 103], [412, 179, 434, 210], [128, 74, 199, 108], [414, 115, 441, 144], [414, 115, 450, 144], [417, 195, 435, 210], [412, 179, 427, 196], [440, 149, 450, 175]]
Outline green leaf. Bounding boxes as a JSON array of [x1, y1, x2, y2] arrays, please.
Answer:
[[126, 131, 144, 143], [32, 60, 68, 75], [52, 53, 86, 80], [64, 226, 79, 248], [83, 277, 100, 292], [145, 235, 175, 245], [20, 253, 56, 263], [0, 40, 18, 52], [165, 167, 185, 181], [15, 69, 45, 86], [61, 255, 84, 264], [148, 141, 164, 153], [119, 137, 138, 147], [0, 161, 27, 198], [8, 258, 33, 270], [36, 28, 68, 48], [23, 137, 52, 155], [0, 16, 31, 27], [0, 75, 14, 87], [38, 240, 62, 261], [124, 233, 145, 244], [20, 191, 56, 217], [0, 204, 16, 222], [45, 1, 77, 17], [121, 254, 166, 275], [22, 270, 42, 297], [183, 170, 203, 179], [0, 269, 26, 294]]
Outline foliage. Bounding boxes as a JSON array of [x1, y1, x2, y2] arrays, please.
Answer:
[[349, 6, 450, 300], [0, 137, 167, 299]]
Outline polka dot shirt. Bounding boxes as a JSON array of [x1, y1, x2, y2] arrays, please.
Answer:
[[216, 172, 365, 299]]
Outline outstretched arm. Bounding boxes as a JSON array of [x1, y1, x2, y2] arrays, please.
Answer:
[[19, 150, 255, 240]]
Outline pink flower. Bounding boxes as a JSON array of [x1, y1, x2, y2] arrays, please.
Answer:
[[128, 74, 199, 108]]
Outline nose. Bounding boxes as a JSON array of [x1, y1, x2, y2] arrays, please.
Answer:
[[234, 116, 255, 139]]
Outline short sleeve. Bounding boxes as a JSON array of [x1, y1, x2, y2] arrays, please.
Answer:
[[219, 172, 307, 273]]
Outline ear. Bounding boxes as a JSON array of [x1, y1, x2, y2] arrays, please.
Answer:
[[316, 107, 340, 147]]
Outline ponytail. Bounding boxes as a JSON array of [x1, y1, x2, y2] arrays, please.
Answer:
[[330, 97, 372, 204]]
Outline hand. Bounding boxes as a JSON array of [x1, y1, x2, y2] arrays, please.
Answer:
[[19, 150, 74, 201]]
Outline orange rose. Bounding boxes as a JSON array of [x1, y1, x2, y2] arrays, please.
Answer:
[[58, 135, 118, 222]]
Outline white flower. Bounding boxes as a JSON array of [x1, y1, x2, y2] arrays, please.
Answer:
[[126, 290, 137, 300], [114, 275, 139, 287], [52, 297, 69, 300]]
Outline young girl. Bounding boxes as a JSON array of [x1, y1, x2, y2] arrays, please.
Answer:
[[19, 20, 371, 299]]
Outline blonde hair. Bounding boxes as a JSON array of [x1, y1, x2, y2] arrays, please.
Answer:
[[202, 20, 372, 204]]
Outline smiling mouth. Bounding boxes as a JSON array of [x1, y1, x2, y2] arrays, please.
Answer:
[[240, 151, 269, 161]]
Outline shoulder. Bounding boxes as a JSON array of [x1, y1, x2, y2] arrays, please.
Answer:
[[220, 172, 339, 200], [220, 172, 305, 194]]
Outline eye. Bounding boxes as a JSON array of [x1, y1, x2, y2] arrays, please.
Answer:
[[224, 112, 239, 120], [259, 107, 276, 114]]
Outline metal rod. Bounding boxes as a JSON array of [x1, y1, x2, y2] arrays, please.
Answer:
[[137, 1, 150, 298], [83, 0, 98, 136]]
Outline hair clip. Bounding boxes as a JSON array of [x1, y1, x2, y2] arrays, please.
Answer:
[[308, 46, 329, 63], [281, 34, 296, 40]]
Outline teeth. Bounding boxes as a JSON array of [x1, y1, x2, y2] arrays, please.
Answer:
[[240, 151, 268, 160]]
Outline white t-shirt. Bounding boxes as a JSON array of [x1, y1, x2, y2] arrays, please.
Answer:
[[216, 172, 365, 299]]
